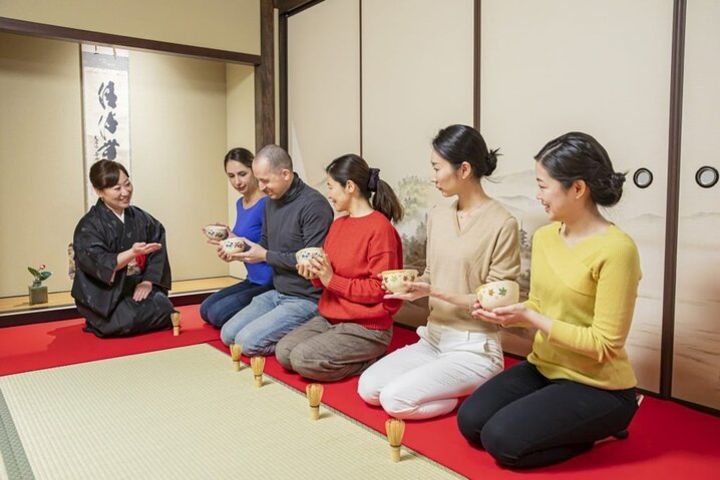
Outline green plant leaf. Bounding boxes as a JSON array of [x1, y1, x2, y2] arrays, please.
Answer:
[[28, 267, 40, 277], [39, 271, 52, 281]]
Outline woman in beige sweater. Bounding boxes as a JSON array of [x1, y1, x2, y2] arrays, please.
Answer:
[[357, 124, 520, 420]]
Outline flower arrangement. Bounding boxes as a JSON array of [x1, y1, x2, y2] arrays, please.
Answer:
[[28, 264, 52, 288]]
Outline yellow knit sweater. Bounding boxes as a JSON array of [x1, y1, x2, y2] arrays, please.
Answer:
[[525, 222, 641, 389]]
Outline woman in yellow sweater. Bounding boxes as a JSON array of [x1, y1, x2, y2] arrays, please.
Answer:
[[457, 132, 642, 468]]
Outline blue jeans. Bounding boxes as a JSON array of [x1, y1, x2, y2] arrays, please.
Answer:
[[220, 290, 318, 356], [200, 279, 273, 329]]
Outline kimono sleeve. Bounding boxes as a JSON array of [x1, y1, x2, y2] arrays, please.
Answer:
[[73, 217, 117, 286], [141, 212, 172, 290]]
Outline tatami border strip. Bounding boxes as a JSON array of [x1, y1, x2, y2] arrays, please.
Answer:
[[0, 388, 35, 480]]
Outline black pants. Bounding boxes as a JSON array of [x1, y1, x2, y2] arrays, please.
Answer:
[[457, 361, 638, 469]]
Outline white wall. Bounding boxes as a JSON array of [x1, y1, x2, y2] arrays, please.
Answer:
[[226, 64, 257, 279], [129, 51, 229, 282], [0, 32, 262, 296], [0, 0, 260, 54], [0, 33, 84, 296]]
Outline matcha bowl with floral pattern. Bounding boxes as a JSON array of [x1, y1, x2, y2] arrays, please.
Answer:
[[295, 247, 325, 266], [476, 280, 519, 310], [221, 237, 246, 254], [203, 224, 229, 241], [381, 269, 418, 294]]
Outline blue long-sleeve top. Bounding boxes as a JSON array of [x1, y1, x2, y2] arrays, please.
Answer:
[[234, 196, 273, 286]]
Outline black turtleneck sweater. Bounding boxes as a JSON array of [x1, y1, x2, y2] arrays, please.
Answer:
[[260, 174, 334, 301]]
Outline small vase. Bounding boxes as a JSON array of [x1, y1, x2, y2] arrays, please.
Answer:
[[28, 285, 48, 305]]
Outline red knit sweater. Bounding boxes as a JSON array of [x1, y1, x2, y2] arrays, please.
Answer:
[[312, 211, 403, 330]]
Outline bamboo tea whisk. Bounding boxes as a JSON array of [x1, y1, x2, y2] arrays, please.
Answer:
[[170, 312, 181, 336], [385, 418, 405, 462], [306, 384, 324, 420], [230, 344, 242, 371], [250, 356, 265, 388]]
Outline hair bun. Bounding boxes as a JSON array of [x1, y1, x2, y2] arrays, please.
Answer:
[[610, 172, 626, 189], [485, 148, 501, 176]]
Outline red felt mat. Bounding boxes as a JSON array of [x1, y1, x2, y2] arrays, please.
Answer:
[[210, 329, 720, 480], [0, 305, 218, 376], [1, 305, 718, 479]]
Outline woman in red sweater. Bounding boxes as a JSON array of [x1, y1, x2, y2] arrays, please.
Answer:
[[275, 154, 404, 381]]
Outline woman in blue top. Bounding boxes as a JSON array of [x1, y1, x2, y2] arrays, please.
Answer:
[[200, 148, 273, 328]]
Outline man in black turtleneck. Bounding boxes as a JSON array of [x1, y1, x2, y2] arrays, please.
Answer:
[[220, 145, 333, 356]]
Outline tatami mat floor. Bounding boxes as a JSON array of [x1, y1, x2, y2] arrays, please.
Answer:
[[1, 305, 719, 480], [0, 345, 458, 480]]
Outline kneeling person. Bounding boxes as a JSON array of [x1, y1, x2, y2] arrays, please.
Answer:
[[220, 145, 334, 355], [72, 160, 175, 337], [276, 154, 404, 381]]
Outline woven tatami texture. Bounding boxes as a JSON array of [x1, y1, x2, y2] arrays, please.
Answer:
[[0, 345, 461, 480]]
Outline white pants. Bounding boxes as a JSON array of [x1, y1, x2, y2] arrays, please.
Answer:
[[357, 324, 504, 420]]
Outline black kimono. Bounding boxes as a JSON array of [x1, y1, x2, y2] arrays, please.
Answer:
[[71, 200, 174, 337]]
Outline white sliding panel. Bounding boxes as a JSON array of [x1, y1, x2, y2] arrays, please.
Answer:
[[362, 0, 474, 270], [481, 0, 674, 392], [673, 0, 720, 409], [288, 0, 361, 187]]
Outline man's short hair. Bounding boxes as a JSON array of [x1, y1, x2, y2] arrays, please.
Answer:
[[256, 145, 293, 172]]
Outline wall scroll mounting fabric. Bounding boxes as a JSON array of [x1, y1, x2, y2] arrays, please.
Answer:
[[81, 45, 131, 210]]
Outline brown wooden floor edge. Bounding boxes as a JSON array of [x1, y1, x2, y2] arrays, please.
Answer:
[[0, 291, 215, 329], [0, 277, 239, 316]]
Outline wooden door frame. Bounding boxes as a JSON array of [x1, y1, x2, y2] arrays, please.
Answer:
[[661, 0, 687, 400], [0, 16, 262, 65]]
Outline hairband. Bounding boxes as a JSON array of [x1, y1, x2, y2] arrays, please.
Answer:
[[368, 168, 381, 192]]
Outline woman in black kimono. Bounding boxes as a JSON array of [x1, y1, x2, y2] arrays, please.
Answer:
[[72, 160, 175, 337]]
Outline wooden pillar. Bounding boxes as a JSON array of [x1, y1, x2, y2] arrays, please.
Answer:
[[255, 0, 276, 151], [278, 13, 288, 150], [660, 0, 687, 398]]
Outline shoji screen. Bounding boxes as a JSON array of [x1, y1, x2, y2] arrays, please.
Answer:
[[361, 0, 474, 271], [673, 0, 720, 409], [480, 0, 674, 392], [288, 0, 361, 186], [362, 0, 473, 180]]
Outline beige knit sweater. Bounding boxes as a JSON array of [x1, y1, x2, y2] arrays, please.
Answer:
[[421, 199, 521, 334]]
